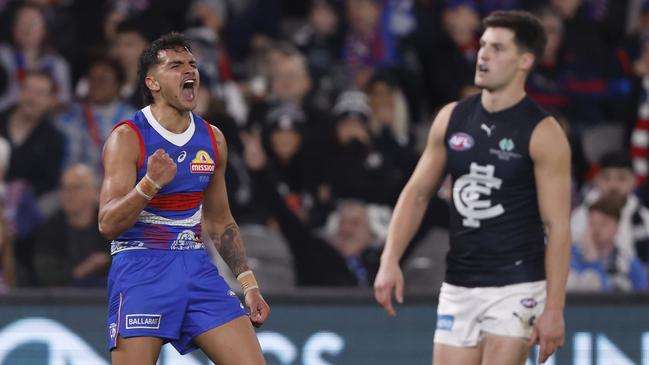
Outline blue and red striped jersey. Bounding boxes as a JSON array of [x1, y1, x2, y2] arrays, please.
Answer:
[[110, 106, 219, 254]]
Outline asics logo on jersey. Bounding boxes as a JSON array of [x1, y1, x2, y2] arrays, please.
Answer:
[[453, 163, 504, 227], [448, 133, 474, 151], [177, 151, 187, 163], [481, 123, 495, 136]]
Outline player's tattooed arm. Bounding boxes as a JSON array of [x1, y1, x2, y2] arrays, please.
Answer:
[[211, 222, 250, 277], [202, 125, 252, 278]]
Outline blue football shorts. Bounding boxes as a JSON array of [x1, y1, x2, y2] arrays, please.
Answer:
[[106, 249, 247, 354]]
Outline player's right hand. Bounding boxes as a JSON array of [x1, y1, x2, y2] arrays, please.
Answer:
[[245, 288, 270, 328], [373, 261, 404, 316], [146, 149, 177, 187]]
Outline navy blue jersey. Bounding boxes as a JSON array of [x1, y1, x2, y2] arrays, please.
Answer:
[[444, 94, 549, 287]]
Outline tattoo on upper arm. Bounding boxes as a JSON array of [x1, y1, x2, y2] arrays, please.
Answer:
[[211, 222, 248, 276]]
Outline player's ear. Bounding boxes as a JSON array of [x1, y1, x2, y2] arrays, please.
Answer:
[[145, 76, 160, 92], [519, 52, 534, 72]]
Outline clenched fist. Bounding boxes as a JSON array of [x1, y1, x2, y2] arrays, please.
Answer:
[[146, 149, 177, 187]]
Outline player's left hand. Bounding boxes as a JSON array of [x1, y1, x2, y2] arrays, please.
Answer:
[[244, 289, 270, 328], [529, 307, 564, 364]]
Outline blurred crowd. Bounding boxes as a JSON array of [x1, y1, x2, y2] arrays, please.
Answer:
[[0, 0, 648, 294]]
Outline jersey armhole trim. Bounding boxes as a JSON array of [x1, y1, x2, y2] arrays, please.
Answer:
[[204, 120, 220, 168], [113, 120, 146, 170]]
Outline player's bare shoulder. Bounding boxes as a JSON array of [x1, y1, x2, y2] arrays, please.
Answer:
[[103, 122, 141, 166], [529, 116, 570, 162], [427, 101, 458, 146]]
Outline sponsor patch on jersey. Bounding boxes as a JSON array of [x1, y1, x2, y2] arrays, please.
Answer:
[[436, 314, 454, 331], [520, 297, 538, 309], [448, 133, 474, 151], [125, 314, 161, 329], [489, 137, 522, 160], [190, 150, 215, 173]]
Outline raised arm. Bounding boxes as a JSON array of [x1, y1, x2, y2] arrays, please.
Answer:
[[98, 124, 176, 240], [529, 116, 571, 364], [202, 126, 270, 327], [374, 102, 455, 316]]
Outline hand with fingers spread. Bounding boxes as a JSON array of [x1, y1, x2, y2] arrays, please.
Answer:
[[146, 148, 177, 187], [373, 260, 404, 316], [245, 289, 270, 328], [529, 307, 564, 364]]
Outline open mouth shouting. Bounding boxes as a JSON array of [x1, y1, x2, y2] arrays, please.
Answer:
[[181, 78, 197, 103]]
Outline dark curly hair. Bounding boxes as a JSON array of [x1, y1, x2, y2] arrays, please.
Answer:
[[137, 32, 192, 105]]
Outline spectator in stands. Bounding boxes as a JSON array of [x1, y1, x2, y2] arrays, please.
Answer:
[[324, 90, 409, 205], [572, 152, 649, 268], [33, 164, 109, 287], [343, 0, 399, 88], [417, 0, 481, 112], [219, 0, 281, 63], [248, 45, 331, 150], [185, 1, 228, 90], [57, 57, 134, 174], [0, 2, 72, 112], [0, 70, 64, 197], [366, 71, 414, 149], [109, 19, 150, 108], [293, 0, 346, 110], [546, 0, 611, 125], [184, 3, 247, 124], [242, 127, 381, 286], [568, 192, 648, 292]]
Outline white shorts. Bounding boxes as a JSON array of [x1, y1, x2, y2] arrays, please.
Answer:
[[433, 280, 546, 347]]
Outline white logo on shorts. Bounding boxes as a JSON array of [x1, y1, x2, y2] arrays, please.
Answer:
[[109, 322, 117, 339], [453, 163, 504, 227], [125, 314, 161, 329]]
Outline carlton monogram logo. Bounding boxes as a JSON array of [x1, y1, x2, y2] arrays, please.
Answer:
[[453, 163, 504, 227], [190, 150, 215, 173]]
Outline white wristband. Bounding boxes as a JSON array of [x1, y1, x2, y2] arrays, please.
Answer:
[[135, 184, 152, 200], [144, 174, 162, 190]]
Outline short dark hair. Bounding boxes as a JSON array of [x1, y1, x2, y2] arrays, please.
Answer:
[[88, 56, 126, 87], [115, 17, 150, 41], [22, 70, 58, 95], [589, 192, 626, 221], [598, 151, 633, 170], [482, 10, 546, 68], [137, 32, 192, 105]]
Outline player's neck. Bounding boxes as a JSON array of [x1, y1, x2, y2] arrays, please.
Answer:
[[480, 84, 526, 114], [149, 102, 191, 134]]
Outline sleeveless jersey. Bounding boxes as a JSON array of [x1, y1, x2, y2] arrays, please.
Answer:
[[110, 106, 219, 254], [444, 94, 549, 287]]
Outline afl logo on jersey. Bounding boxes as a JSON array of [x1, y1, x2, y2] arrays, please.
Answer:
[[448, 133, 474, 151], [190, 150, 215, 173]]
